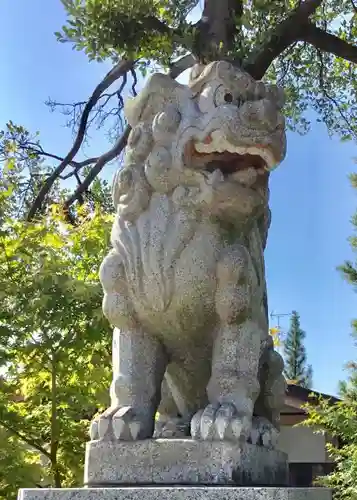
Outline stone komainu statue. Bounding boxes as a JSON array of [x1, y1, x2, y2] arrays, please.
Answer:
[[91, 61, 287, 447]]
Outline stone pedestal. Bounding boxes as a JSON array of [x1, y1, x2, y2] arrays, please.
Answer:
[[84, 439, 289, 486], [18, 440, 332, 500], [19, 486, 332, 500]]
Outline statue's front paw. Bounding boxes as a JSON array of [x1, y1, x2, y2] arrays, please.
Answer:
[[249, 416, 279, 449], [190, 403, 251, 441], [89, 406, 153, 441]]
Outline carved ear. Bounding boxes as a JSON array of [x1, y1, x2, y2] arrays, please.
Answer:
[[124, 73, 185, 127], [189, 63, 206, 83], [264, 84, 285, 110]]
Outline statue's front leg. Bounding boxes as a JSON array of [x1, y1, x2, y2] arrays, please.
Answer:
[[93, 326, 167, 441], [191, 245, 261, 442], [90, 250, 167, 441]]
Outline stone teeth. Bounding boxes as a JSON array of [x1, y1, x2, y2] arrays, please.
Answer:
[[193, 138, 275, 170], [211, 130, 223, 142], [194, 142, 211, 153], [226, 143, 237, 154]]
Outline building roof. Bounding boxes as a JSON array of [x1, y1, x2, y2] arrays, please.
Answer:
[[286, 384, 340, 405]]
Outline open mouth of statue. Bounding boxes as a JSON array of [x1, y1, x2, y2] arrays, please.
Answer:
[[202, 152, 267, 176], [190, 131, 276, 178]]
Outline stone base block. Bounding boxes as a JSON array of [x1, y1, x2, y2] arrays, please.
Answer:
[[18, 487, 332, 500], [84, 439, 288, 486]]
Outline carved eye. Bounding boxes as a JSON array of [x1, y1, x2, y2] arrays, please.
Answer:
[[213, 85, 241, 107], [197, 84, 243, 113]]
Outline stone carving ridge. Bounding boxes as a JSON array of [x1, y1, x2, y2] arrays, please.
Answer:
[[93, 61, 287, 447]]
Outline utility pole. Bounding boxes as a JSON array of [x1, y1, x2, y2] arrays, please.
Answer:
[[270, 311, 292, 329], [269, 311, 292, 347]]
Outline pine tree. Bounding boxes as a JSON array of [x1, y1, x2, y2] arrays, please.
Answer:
[[283, 311, 313, 389]]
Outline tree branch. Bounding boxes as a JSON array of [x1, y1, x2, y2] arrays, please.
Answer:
[[169, 53, 197, 79], [302, 23, 357, 64], [26, 145, 98, 171], [316, 49, 357, 141], [62, 54, 196, 210], [27, 59, 135, 221], [28, 54, 195, 218], [63, 126, 131, 210], [0, 419, 51, 460], [244, 0, 324, 79]]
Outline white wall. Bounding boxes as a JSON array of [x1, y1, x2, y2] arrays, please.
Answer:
[[277, 425, 327, 463]]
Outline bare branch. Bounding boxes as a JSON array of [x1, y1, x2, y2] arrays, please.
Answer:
[[116, 73, 127, 111], [27, 59, 135, 221], [63, 126, 131, 209], [63, 53, 197, 209], [28, 54, 195, 219], [46, 92, 123, 137], [316, 49, 357, 141], [131, 68, 138, 96], [244, 0, 324, 79], [26, 145, 98, 171], [46, 98, 86, 133], [302, 23, 357, 65]]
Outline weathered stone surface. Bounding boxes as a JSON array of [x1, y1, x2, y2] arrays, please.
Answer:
[[19, 487, 332, 500], [84, 439, 289, 486], [93, 60, 288, 448]]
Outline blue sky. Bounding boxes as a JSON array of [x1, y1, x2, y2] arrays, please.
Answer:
[[1, 0, 357, 397]]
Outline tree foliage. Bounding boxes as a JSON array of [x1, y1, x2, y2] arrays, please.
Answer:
[[302, 365, 357, 499], [0, 120, 113, 224], [303, 174, 357, 498], [56, 0, 357, 140], [283, 311, 313, 388], [56, 0, 197, 64], [0, 425, 47, 498], [0, 164, 113, 498]]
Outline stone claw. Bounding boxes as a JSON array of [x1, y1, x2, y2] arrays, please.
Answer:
[[89, 406, 153, 441], [191, 402, 251, 442], [89, 418, 99, 440], [190, 409, 204, 439], [248, 416, 279, 449]]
